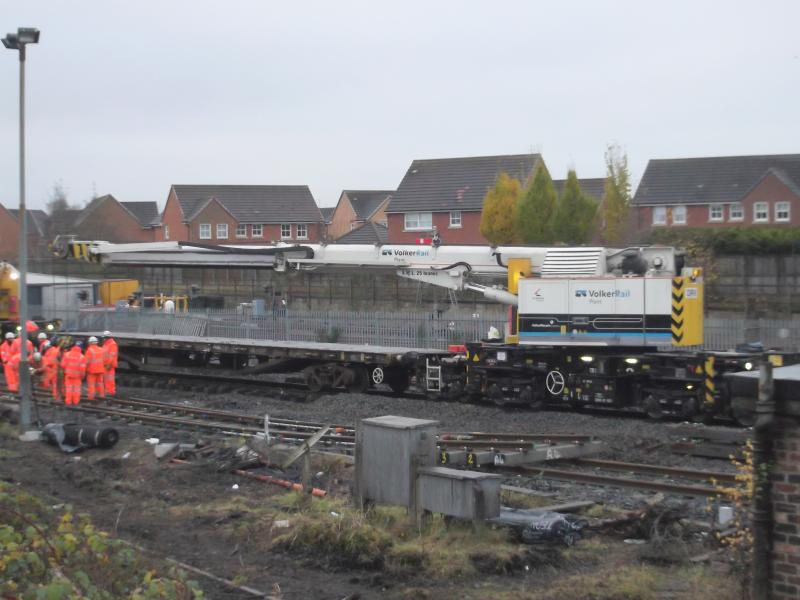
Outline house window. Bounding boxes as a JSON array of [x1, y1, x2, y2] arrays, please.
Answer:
[[251, 224, 263, 238], [708, 204, 724, 222], [199, 223, 211, 240], [164, 225, 170, 240], [729, 203, 744, 221], [776, 202, 791, 222], [754, 202, 769, 223], [404, 211, 433, 231], [236, 224, 247, 238], [296, 224, 308, 239], [652, 207, 666, 226], [281, 224, 292, 239], [449, 210, 462, 228], [216, 223, 228, 239], [672, 205, 686, 225]]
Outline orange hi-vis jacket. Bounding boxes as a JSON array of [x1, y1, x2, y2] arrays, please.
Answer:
[[60, 347, 87, 379], [0, 340, 11, 365], [85, 345, 106, 374], [10, 337, 33, 356], [42, 345, 60, 373], [103, 338, 118, 369]]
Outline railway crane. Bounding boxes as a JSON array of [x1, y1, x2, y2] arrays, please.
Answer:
[[51, 236, 788, 425]]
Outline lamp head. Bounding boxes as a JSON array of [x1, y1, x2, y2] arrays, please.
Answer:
[[2, 28, 40, 51]]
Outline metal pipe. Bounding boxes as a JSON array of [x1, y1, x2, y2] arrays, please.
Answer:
[[751, 357, 774, 600]]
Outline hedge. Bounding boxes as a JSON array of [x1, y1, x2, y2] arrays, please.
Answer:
[[645, 227, 800, 255]]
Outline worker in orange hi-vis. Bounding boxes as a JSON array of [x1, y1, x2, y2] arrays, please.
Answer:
[[10, 332, 33, 356], [1, 332, 14, 389], [36, 332, 48, 352], [41, 340, 61, 400], [84, 336, 106, 401], [5, 349, 22, 393], [102, 331, 118, 396], [60, 341, 87, 406]]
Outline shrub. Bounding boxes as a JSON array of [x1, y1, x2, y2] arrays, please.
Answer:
[[646, 227, 800, 255], [0, 482, 204, 599]]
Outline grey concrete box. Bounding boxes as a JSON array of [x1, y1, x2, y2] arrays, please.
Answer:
[[417, 466, 501, 520], [356, 415, 438, 507]]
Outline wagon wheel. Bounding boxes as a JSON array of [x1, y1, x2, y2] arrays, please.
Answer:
[[304, 367, 324, 393], [545, 370, 565, 396], [644, 394, 664, 420], [731, 396, 756, 427], [370, 366, 385, 385]]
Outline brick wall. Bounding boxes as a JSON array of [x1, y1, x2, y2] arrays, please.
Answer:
[[158, 191, 190, 242], [327, 197, 357, 240], [635, 172, 800, 234], [770, 417, 800, 599], [186, 199, 322, 244], [74, 199, 154, 242], [387, 211, 488, 244], [0, 205, 19, 260]]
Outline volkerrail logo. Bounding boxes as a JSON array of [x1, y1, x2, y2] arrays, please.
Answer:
[[575, 289, 631, 299], [380, 248, 431, 258]]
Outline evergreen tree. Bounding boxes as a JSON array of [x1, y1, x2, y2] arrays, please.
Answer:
[[602, 144, 631, 245], [552, 170, 598, 244], [514, 164, 558, 244], [480, 172, 523, 245]]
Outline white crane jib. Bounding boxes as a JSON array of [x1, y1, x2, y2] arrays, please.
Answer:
[[54, 238, 682, 307]]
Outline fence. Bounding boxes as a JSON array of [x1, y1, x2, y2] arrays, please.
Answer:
[[63, 307, 507, 351], [50, 307, 800, 352]]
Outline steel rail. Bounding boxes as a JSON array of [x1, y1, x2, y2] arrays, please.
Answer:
[[521, 466, 735, 498], [1, 390, 356, 445], [570, 458, 739, 485]]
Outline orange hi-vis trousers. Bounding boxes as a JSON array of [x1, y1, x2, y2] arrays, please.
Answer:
[[42, 369, 59, 400], [87, 373, 105, 400], [64, 377, 82, 405], [104, 368, 116, 396], [3, 364, 15, 391]]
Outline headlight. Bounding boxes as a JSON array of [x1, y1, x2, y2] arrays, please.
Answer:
[[744, 362, 753, 371], [580, 355, 594, 363], [624, 357, 639, 365], [46, 323, 54, 331]]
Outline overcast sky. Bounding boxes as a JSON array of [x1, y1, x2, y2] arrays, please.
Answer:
[[1, 1, 798, 212]]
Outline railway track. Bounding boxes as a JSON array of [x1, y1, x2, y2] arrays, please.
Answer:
[[1, 387, 741, 497], [1, 390, 356, 449], [519, 458, 739, 498]]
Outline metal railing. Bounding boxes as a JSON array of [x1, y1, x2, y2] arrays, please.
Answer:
[[61, 307, 507, 350], [50, 307, 800, 352]]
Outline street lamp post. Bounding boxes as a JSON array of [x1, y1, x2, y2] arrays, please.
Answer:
[[3, 27, 40, 433]]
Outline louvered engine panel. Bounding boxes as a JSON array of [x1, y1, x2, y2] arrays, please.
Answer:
[[541, 248, 603, 276]]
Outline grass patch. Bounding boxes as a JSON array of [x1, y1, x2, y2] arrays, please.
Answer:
[[500, 489, 556, 509], [534, 564, 662, 600], [0, 422, 16, 439]]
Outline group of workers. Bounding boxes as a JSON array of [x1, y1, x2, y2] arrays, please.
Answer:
[[0, 330, 118, 406]]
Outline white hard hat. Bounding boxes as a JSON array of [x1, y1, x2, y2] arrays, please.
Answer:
[[102, 330, 111, 337], [88, 336, 99, 344], [5, 332, 14, 340], [37, 332, 47, 340], [33, 352, 41, 361]]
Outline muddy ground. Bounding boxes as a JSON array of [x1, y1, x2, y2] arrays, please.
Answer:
[[0, 382, 746, 599]]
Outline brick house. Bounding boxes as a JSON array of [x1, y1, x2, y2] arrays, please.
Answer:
[[332, 221, 388, 245], [72, 194, 160, 242], [158, 185, 323, 244], [0, 203, 49, 260], [327, 190, 393, 240], [386, 154, 543, 245], [632, 154, 800, 232]]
